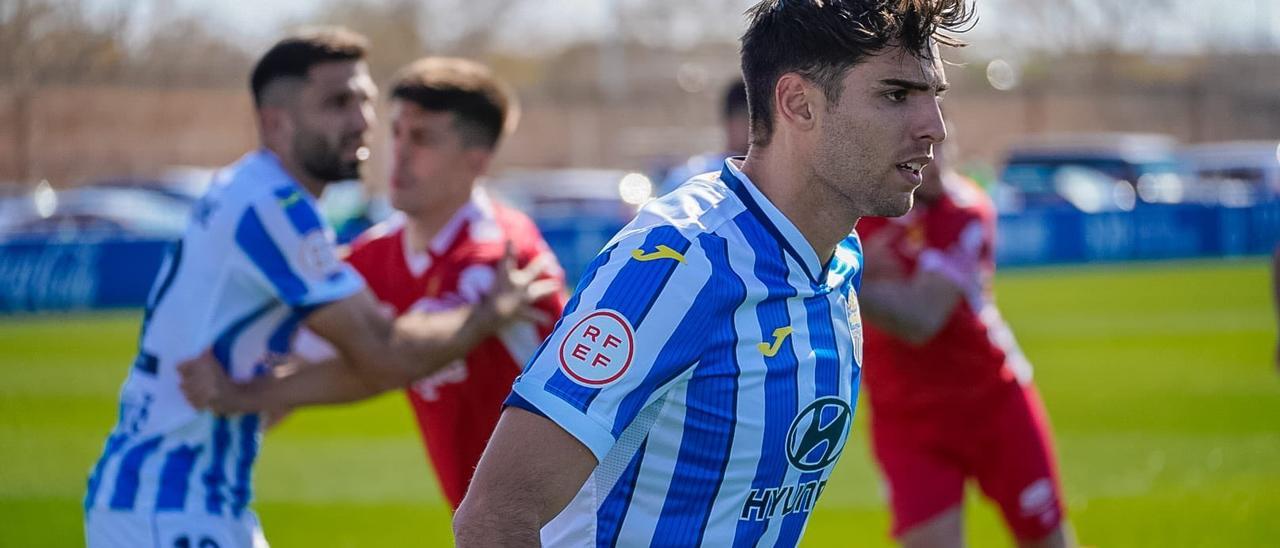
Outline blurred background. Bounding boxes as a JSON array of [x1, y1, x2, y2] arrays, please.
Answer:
[[1, 0, 1277, 546]]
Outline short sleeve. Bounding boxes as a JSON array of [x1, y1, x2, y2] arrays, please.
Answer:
[[233, 185, 366, 311], [505, 224, 719, 462]]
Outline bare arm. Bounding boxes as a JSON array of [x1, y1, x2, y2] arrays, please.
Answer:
[[858, 269, 963, 345], [454, 407, 598, 547], [180, 246, 558, 413]]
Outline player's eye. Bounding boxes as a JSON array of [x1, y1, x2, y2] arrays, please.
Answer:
[[885, 89, 908, 103]]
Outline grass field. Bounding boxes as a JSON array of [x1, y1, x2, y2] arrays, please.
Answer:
[[2, 258, 1277, 547]]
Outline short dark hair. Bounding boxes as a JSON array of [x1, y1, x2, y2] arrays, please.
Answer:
[[250, 27, 369, 107], [740, 0, 973, 147], [389, 57, 517, 150], [722, 79, 749, 121]]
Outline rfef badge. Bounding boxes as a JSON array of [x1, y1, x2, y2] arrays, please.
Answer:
[[558, 310, 635, 387]]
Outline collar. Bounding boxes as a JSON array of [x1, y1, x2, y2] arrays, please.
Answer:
[[720, 158, 824, 285], [402, 186, 499, 277]]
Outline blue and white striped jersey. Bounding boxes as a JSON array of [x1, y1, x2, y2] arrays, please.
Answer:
[[506, 159, 865, 547], [84, 150, 364, 518]]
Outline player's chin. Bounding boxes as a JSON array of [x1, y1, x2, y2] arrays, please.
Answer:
[[866, 192, 915, 218]]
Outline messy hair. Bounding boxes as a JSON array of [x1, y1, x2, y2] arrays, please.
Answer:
[[740, 0, 974, 146]]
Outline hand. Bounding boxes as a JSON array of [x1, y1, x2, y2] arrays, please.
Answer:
[[177, 350, 251, 414], [479, 241, 561, 328]]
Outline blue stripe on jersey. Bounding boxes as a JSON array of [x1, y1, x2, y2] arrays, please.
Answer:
[[235, 207, 309, 304], [203, 417, 232, 515], [230, 414, 261, 517], [543, 227, 691, 412], [273, 186, 323, 236], [652, 233, 747, 545], [107, 436, 163, 510], [776, 294, 843, 545], [733, 211, 801, 547], [720, 166, 819, 285], [156, 445, 203, 511], [607, 235, 738, 437], [212, 302, 276, 370], [84, 433, 128, 510], [595, 439, 649, 547], [268, 309, 307, 355]]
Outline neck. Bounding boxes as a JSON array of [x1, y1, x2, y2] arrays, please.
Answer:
[[403, 190, 473, 254], [265, 145, 327, 198], [739, 144, 859, 264]]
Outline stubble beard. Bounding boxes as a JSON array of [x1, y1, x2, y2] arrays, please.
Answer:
[[296, 131, 361, 183]]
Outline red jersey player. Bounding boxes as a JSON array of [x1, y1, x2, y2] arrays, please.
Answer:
[[857, 141, 1073, 548], [341, 58, 565, 508]]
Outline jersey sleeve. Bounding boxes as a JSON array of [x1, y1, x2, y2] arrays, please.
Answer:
[[504, 224, 717, 462], [233, 185, 366, 311]]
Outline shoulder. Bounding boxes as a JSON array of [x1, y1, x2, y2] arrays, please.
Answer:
[[608, 172, 741, 251], [347, 214, 404, 261]]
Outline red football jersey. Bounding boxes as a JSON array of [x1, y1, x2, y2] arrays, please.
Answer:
[[858, 176, 1032, 415], [345, 188, 567, 509]]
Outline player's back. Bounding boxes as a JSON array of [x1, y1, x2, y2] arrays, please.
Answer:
[[84, 150, 363, 522]]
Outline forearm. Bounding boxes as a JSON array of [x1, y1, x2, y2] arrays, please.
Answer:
[[246, 358, 390, 409], [391, 304, 495, 378], [859, 281, 935, 344], [858, 274, 956, 345]]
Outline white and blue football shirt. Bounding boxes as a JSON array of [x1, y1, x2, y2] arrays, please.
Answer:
[[506, 159, 865, 547], [84, 150, 364, 519]]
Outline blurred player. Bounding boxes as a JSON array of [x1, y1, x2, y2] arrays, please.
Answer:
[[657, 79, 750, 195], [857, 138, 1074, 548], [453, 1, 971, 545], [83, 29, 549, 548], [287, 57, 567, 509]]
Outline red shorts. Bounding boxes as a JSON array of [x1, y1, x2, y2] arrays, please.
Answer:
[[870, 384, 1065, 540]]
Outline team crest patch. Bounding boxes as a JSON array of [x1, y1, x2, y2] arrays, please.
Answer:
[[558, 310, 635, 387], [300, 230, 341, 276]]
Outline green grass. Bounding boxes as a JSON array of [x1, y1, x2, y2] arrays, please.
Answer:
[[2, 258, 1277, 546]]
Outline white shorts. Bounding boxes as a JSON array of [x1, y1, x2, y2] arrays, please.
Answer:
[[85, 509, 268, 548]]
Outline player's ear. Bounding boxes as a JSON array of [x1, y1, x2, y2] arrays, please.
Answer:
[[775, 73, 817, 134], [257, 106, 293, 141]]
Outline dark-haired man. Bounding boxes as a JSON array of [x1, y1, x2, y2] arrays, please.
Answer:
[[454, 1, 971, 546], [83, 29, 549, 548]]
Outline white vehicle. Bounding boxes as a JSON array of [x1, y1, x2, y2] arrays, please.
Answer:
[[1181, 140, 1280, 207]]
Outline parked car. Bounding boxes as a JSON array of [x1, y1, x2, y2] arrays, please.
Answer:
[[1181, 140, 1280, 207], [996, 133, 1194, 213]]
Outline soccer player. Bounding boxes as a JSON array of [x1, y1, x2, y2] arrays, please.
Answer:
[[657, 79, 750, 195], [287, 57, 567, 509], [857, 138, 1074, 548], [453, 1, 971, 546], [83, 29, 548, 548]]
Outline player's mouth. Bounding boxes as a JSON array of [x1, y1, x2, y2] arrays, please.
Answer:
[[895, 157, 931, 186]]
